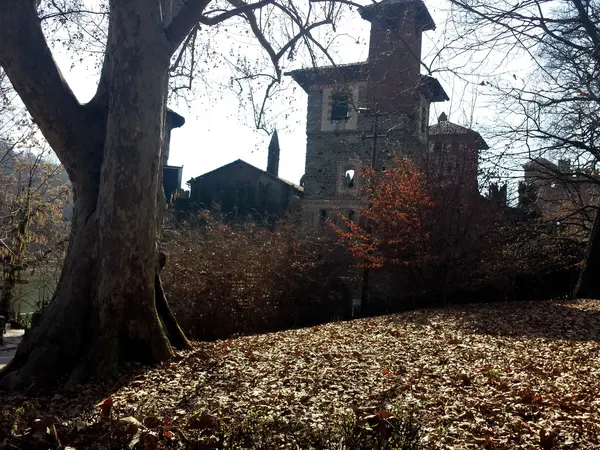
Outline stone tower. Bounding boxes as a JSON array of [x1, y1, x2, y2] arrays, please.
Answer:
[[361, 0, 435, 114], [425, 112, 489, 196], [287, 0, 448, 227]]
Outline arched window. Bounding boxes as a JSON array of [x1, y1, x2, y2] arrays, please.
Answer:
[[337, 159, 361, 195], [344, 169, 356, 188]]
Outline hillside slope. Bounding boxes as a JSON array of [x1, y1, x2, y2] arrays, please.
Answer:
[[4, 299, 600, 448]]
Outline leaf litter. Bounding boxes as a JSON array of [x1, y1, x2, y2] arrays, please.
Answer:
[[2, 299, 600, 448]]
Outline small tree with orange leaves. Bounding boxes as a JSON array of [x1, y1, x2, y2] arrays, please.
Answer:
[[332, 156, 433, 271]]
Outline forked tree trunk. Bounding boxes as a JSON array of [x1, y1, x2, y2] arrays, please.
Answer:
[[574, 208, 600, 299], [0, 0, 190, 390]]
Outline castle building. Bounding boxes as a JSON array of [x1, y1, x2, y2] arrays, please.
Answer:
[[521, 158, 600, 234], [187, 131, 303, 223], [287, 0, 487, 226], [424, 112, 488, 195]]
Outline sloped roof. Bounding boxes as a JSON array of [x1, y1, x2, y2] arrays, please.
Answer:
[[523, 157, 556, 171], [428, 113, 489, 149], [420, 75, 449, 102], [189, 159, 303, 192], [286, 62, 448, 101], [167, 109, 185, 129], [285, 62, 369, 91]]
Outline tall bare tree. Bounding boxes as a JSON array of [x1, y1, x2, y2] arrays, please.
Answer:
[[0, 0, 345, 389], [446, 0, 600, 297]]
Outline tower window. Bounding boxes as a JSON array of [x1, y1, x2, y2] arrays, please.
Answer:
[[319, 209, 328, 224], [344, 169, 356, 188], [338, 162, 361, 195], [331, 93, 349, 121]]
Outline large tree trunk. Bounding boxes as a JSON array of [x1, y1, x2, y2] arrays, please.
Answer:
[[574, 209, 600, 298], [0, 0, 190, 390], [1, 180, 190, 389]]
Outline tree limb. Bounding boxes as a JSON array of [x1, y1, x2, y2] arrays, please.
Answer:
[[199, 0, 274, 25], [165, 0, 212, 52], [166, 0, 279, 54], [0, 0, 98, 180], [230, 0, 282, 80], [570, 0, 600, 65]]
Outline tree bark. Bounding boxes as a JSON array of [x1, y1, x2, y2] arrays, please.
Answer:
[[574, 209, 600, 298], [156, 258, 190, 350], [0, 0, 191, 390]]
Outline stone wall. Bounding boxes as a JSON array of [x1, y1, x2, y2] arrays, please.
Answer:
[[302, 80, 424, 226], [523, 161, 600, 233], [190, 161, 302, 223]]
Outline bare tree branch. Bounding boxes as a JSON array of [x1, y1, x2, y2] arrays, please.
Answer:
[[0, 0, 99, 180], [198, 0, 274, 25]]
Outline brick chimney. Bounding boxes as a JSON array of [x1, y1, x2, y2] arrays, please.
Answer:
[[360, 0, 435, 114], [267, 130, 280, 177]]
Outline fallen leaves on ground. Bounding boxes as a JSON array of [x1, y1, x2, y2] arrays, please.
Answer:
[[3, 299, 600, 449]]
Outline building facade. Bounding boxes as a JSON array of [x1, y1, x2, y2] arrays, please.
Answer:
[[187, 132, 303, 223], [521, 158, 600, 234], [287, 0, 469, 227], [424, 112, 488, 196]]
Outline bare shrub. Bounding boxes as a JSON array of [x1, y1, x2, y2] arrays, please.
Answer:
[[162, 212, 353, 340]]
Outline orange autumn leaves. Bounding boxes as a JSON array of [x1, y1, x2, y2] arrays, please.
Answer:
[[332, 156, 433, 269]]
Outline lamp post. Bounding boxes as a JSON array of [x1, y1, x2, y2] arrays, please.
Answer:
[[358, 106, 387, 312]]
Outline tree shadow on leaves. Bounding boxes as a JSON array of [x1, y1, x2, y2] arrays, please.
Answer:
[[413, 299, 600, 342]]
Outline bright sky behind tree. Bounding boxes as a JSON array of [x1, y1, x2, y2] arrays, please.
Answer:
[[48, 0, 530, 188]]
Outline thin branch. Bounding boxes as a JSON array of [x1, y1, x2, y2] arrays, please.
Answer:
[[198, 0, 274, 25], [0, 0, 97, 178], [170, 24, 199, 73]]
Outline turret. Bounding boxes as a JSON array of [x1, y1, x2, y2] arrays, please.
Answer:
[[360, 0, 436, 114], [267, 130, 280, 177]]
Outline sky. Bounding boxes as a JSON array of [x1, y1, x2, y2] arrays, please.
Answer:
[[48, 0, 531, 189]]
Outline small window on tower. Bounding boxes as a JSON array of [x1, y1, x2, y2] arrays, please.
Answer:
[[344, 169, 356, 188], [331, 93, 349, 121], [421, 106, 428, 133], [319, 209, 328, 224]]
